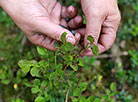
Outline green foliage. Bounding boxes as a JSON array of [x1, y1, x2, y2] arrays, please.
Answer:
[[11, 98, 25, 102], [15, 33, 115, 102], [0, 7, 14, 27], [0, 0, 138, 101]]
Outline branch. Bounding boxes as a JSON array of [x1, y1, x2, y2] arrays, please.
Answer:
[[65, 89, 69, 102], [95, 51, 128, 59]]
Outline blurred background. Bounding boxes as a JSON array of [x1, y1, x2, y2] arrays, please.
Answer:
[[0, 0, 138, 102]]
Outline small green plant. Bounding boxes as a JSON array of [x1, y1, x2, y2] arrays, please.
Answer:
[[16, 33, 118, 102]]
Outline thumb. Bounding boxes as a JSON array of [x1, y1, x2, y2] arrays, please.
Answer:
[[34, 20, 76, 45], [84, 10, 103, 47]]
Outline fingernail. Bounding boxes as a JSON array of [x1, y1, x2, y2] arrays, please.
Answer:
[[66, 37, 75, 44]]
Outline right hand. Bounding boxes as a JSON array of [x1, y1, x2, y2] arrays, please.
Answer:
[[0, 0, 83, 51]]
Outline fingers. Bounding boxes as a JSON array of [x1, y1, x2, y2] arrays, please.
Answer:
[[68, 16, 83, 29], [75, 28, 86, 36], [67, 6, 78, 18], [35, 21, 76, 45], [60, 19, 68, 28], [61, 6, 78, 19], [81, 16, 120, 56], [29, 32, 81, 51], [84, 10, 104, 47], [29, 34, 56, 51], [80, 31, 116, 56], [74, 33, 81, 45]]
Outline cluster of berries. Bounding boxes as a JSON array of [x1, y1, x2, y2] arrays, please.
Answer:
[[60, 17, 76, 36]]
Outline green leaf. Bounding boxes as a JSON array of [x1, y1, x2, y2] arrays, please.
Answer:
[[37, 46, 47, 56], [31, 88, 39, 94], [78, 57, 84, 66], [54, 41, 60, 48], [35, 96, 45, 102], [73, 88, 81, 96], [70, 64, 78, 71], [1, 79, 10, 85], [92, 45, 99, 56], [24, 81, 32, 87], [41, 81, 47, 87], [30, 67, 39, 77], [73, 98, 78, 102], [86, 96, 94, 102], [110, 83, 115, 91], [106, 89, 111, 96], [61, 32, 67, 44], [18, 60, 38, 74], [33, 79, 40, 86], [65, 42, 73, 51], [79, 82, 88, 92], [49, 72, 57, 81], [87, 35, 94, 44]]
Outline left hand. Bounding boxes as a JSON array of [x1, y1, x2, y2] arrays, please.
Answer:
[[80, 0, 121, 56]]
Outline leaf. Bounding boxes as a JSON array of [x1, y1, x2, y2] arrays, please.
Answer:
[[49, 72, 57, 81], [24, 81, 32, 87], [31, 88, 39, 94], [33, 79, 40, 86], [110, 83, 115, 91], [1, 79, 10, 85], [35, 96, 45, 102], [18, 60, 38, 74], [41, 81, 47, 87], [65, 42, 73, 51], [87, 35, 94, 44], [54, 41, 60, 48], [30, 67, 39, 77], [70, 64, 78, 71], [79, 82, 88, 92], [37, 46, 47, 56], [73, 88, 81, 96], [86, 96, 95, 102], [61, 32, 67, 44], [92, 45, 99, 56], [106, 89, 111, 96], [78, 57, 84, 66], [73, 98, 78, 102]]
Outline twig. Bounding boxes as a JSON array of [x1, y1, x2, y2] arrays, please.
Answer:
[[19, 34, 27, 53], [95, 51, 128, 59], [0, 83, 3, 102], [65, 89, 69, 102], [16, 87, 27, 98]]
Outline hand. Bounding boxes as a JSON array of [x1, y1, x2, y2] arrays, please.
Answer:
[[0, 0, 83, 51], [80, 0, 121, 56]]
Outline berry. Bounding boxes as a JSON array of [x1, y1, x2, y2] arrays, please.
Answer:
[[71, 30, 75, 35], [49, 69, 52, 72], [65, 17, 71, 22], [60, 25, 65, 28]]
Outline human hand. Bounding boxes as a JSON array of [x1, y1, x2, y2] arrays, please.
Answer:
[[80, 0, 121, 56], [0, 0, 83, 51]]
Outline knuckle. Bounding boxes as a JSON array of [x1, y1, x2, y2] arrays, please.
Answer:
[[116, 11, 121, 23], [90, 9, 101, 17]]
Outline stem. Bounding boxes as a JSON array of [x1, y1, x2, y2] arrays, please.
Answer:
[[65, 89, 69, 102], [79, 43, 91, 55], [55, 50, 59, 67]]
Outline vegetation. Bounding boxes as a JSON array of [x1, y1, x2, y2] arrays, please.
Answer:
[[0, 0, 138, 102]]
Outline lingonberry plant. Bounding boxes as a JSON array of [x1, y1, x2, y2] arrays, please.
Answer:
[[15, 33, 117, 102]]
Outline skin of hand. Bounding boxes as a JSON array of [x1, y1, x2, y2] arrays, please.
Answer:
[[0, 0, 83, 51], [80, 0, 121, 56]]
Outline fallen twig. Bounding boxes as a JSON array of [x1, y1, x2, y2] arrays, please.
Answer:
[[65, 89, 69, 102], [95, 51, 128, 59]]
